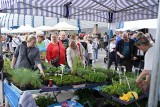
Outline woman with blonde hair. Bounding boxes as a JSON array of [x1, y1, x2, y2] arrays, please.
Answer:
[[46, 33, 66, 67], [11, 35, 45, 76], [66, 40, 85, 69]]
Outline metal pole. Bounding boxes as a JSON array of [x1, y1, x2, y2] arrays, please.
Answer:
[[148, 1, 160, 107], [107, 23, 111, 68], [0, 17, 4, 106], [0, 18, 2, 55]]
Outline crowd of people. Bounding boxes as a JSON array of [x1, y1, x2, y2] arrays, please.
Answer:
[[1, 31, 103, 76], [1, 30, 155, 92]]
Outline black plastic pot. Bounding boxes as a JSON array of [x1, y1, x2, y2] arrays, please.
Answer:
[[92, 90, 106, 107]]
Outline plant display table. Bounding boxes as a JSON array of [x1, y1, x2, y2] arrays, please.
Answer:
[[3, 59, 148, 107], [99, 92, 148, 106], [3, 80, 41, 107]]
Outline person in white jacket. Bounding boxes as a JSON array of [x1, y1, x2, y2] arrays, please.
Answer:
[[66, 40, 85, 69]]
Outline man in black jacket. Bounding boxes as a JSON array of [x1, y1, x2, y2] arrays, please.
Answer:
[[116, 32, 136, 72]]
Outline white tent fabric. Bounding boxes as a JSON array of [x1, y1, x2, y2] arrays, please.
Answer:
[[1, 28, 10, 33], [115, 19, 157, 31], [0, 0, 159, 22], [53, 22, 79, 30], [34, 26, 56, 31], [11, 24, 35, 33]]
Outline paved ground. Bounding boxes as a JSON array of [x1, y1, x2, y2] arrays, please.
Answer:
[[0, 49, 110, 104], [93, 49, 107, 68]]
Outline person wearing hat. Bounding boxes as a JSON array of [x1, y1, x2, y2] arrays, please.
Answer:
[[36, 30, 46, 61], [135, 32, 154, 92], [108, 38, 117, 70]]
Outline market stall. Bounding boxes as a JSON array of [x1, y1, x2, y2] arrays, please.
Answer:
[[2, 57, 148, 106], [0, 0, 160, 106]]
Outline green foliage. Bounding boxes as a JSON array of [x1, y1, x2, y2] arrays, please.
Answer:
[[47, 74, 86, 86], [12, 68, 42, 89], [35, 94, 57, 107], [94, 67, 119, 82], [3, 58, 14, 75], [72, 55, 84, 74], [43, 65, 59, 74], [104, 99, 121, 107], [74, 89, 96, 107], [102, 79, 142, 96], [125, 72, 137, 78], [83, 72, 106, 83]]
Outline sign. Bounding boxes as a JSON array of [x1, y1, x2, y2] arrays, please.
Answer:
[[116, 22, 124, 29]]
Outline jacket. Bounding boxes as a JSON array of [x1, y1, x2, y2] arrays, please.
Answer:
[[18, 91, 37, 107], [116, 39, 136, 60]]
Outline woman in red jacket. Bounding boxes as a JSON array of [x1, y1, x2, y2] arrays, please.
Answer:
[[46, 33, 66, 67]]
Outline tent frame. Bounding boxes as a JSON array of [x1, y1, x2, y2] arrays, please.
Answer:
[[0, 0, 160, 106]]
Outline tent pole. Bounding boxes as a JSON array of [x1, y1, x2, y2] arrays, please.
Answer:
[[107, 22, 111, 68], [0, 17, 4, 106], [148, 1, 160, 107]]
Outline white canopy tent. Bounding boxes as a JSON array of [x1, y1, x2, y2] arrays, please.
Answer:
[[11, 24, 35, 33], [34, 26, 56, 31], [1, 28, 10, 33], [53, 22, 79, 30], [115, 19, 157, 31]]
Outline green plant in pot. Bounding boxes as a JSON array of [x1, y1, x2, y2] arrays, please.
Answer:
[[35, 94, 57, 107], [74, 89, 96, 107], [12, 68, 42, 90], [85, 72, 106, 83], [3, 58, 13, 80], [72, 55, 84, 75]]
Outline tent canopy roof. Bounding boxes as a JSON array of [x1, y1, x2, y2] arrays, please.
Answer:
[[53, 22, 79, 30], [0, 0, 159, 22]]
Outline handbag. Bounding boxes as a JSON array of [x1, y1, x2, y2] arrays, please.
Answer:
[[23, 42, 38, 70], [51, 42, 60, 67]]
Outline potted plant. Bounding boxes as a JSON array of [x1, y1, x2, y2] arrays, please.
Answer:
[[12, 68, 42, 90], [35, 94, 57, 107], [72, 55, 84, 75], [74, 89, 96, 107], [2, 58, 13, 80]]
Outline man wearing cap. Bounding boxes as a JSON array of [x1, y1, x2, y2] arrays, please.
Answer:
[[36, 30, 46, 61], [135, 32, 154, 92]]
